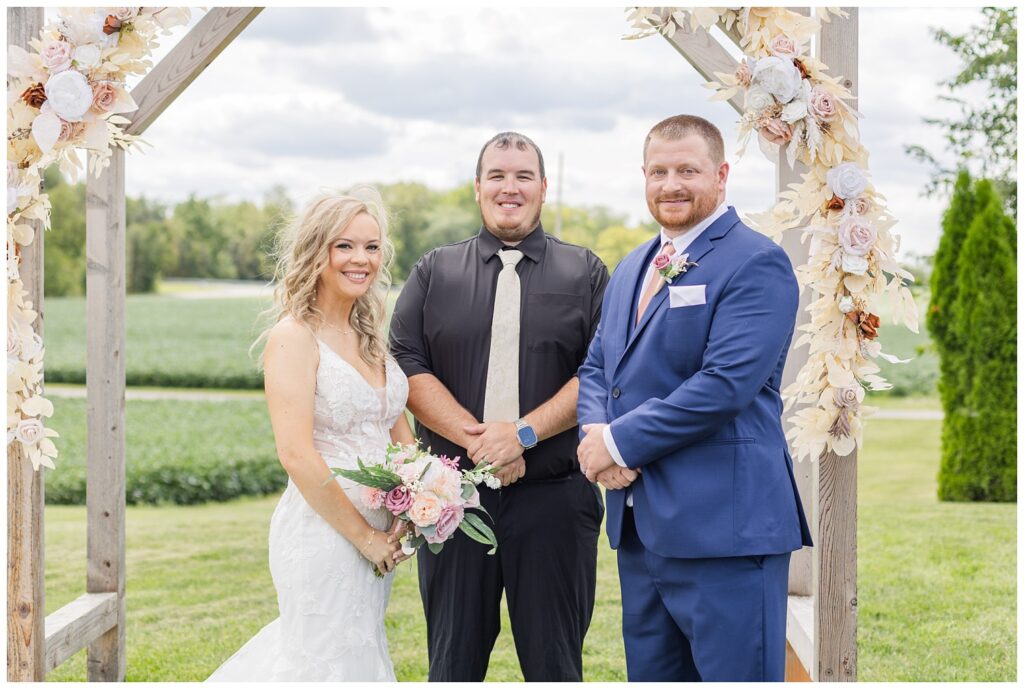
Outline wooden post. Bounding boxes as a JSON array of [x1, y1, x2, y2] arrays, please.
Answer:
[[85, 148, 127, 681], [7, 7, 46, 683], [814, 8, 859, 682]]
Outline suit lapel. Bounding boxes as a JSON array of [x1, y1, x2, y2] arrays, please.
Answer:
[[616, 208, 741, 371]]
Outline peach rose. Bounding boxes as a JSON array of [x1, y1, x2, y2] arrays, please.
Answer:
[[91, 81, 118, 113], [769, 34, 800, 58], [41, 40, 73, 73], [809, 86, 838, 121], [408, 491, 444, 527]]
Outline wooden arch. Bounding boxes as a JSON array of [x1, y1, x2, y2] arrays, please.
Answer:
[[8, 6, 857, 682]]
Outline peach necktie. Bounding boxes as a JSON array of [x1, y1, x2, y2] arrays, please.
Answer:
[[636, 241, 675, 324]]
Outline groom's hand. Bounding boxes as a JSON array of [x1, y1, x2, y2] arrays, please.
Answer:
[[464, 422, 521, 468], [495, 456, 526, 486], [595, 465, 639, 491], [578, 423, 616, 481]]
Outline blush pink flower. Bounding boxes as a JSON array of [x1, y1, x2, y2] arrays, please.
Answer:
[[361, 486, 385, 509], [760, 118, 793, 145], [91, 81, 118, 113], [653, 253, 672, 270], [462, 488, 481, 509], [408, 491, 444, 527], [427, 504, 464, 544], [769, 34, 800, 58], [809, 86, 838, 122], [439, 454, 460, 470], [41, 40, 73, 73], [384, 485, 413, 514], [838, 218, 877, 257]]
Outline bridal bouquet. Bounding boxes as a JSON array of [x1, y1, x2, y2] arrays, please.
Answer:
[[331, 443, 500, 576]]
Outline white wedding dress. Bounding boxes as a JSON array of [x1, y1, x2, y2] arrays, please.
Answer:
[[208, 339, 409, 682]]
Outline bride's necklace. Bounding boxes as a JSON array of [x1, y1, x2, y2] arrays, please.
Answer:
[[323, 320, 355, 336]]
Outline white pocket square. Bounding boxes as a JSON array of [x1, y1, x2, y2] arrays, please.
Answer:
[[668, 284, 706, 308]]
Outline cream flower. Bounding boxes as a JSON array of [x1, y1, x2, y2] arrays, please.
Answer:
[[73, 44, 103, 70], [841, 253, 869, 276], [15, 418, 44, 446], [826, 163, 868, 200], [752, 55, 802, 104], [744, 85, 774, 112], [44, 70, 94, 122]]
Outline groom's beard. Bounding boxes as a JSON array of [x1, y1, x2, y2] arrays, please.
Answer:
[[650, 190, 719, 234]]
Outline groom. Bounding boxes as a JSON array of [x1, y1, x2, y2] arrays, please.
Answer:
[[577, 114, 813, 681]]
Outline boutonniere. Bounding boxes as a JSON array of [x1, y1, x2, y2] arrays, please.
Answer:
[[653, 252, 698, 282]]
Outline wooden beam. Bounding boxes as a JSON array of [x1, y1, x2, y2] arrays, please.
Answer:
[[814, 7, 859, 683], [659, 20, 744, 115], [85, 148, 127, 682], [7, 7, 46, 683], [126, 7, 263, 136], [43, 593, 119, 673]]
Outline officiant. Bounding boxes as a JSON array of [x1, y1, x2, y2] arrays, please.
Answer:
[[389, 131, 609, 681]]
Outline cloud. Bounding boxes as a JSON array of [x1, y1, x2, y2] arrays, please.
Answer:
[[240, 7, 379, 46]]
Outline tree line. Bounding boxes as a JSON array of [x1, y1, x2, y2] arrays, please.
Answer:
[[42, 167, 658, 296]]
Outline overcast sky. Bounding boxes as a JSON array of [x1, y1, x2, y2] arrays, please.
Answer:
[[58, 5, 993, 258]]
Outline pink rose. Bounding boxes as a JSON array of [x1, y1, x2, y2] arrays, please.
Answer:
[[760, 118, 793, 145], [112, 7, 140, 22], [41, 40, 73, 73], [57, 118, 84, 142], [427, 504, 464, 544], [361, 486, 385, 509], [851, 196, 871, 216], [809, 86, 838, 121], [838, 218, 877, 257], [408, 491, 444, 527], [384, 485, 413, 515], [91, 81, 118, 113], [653, 253, 671, 270], [769, 34, 800, 58]]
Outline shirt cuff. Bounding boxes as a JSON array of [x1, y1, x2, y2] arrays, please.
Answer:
[[603, 425, 627, 468]]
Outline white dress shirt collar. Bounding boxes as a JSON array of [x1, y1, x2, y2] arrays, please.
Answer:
[[659, 202, 729, 255]]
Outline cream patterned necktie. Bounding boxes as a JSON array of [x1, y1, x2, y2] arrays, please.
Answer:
[[483, 249, 524, 422], [636, 241, 676, 324]]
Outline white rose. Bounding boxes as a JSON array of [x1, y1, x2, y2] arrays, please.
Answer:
[[44, 70, 94, 122], [73, 44, 103, 70], [58, 10, 114, 47], [112, 7, 140, 22], [826, 163, 868, 200], [744, 85, 774, 112], [781, 98, 807, 123], [8, 323, 23, 359], [15, 417, 44, 446], [838, 296, 855, 314], [751, 55, 802, 104], [841, 253, 869, 276]]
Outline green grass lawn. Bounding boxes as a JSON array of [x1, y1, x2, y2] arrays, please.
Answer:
[[41, 411, 1014, 681]]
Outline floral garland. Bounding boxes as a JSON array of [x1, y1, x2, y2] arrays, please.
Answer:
[[625, 7, 919, 462], [7, 7, 191, 470]]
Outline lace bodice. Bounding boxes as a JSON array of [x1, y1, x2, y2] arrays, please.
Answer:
[[312, 339, 409, 475]]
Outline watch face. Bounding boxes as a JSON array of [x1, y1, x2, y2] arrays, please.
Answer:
[[517, 425, 538, 448]]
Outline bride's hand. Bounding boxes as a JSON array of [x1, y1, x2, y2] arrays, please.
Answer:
[[386, 520, 415, 565], [358, 528, 401, 574]]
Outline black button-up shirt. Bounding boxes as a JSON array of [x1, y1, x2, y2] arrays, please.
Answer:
[[389, 224, 609, 480]]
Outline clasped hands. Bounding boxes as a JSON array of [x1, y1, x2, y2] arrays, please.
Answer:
[[577, 423, 639, 490], [464, 421, 526, 486]]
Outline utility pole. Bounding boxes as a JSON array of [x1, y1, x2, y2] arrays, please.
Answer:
[[553, 151, 564, 239]]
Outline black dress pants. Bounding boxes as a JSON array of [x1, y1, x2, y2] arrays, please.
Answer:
[[417, 470, 603, 681]]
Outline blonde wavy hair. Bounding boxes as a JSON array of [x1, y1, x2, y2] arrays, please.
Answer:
[[254, 185, 394, 368]]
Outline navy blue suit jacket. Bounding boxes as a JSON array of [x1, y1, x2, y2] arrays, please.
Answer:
[[577, 208, 813, 558]]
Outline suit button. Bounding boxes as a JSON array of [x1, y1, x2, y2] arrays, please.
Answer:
[[611, 387, 621, 398]]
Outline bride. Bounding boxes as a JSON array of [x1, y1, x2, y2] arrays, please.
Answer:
[[209, 186, 413, 681]]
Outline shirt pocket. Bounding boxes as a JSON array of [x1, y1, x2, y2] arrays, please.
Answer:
[[524, 292, 585, 355]]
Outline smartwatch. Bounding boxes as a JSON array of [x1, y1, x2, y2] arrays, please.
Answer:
[[514, 418, 538, 449]]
